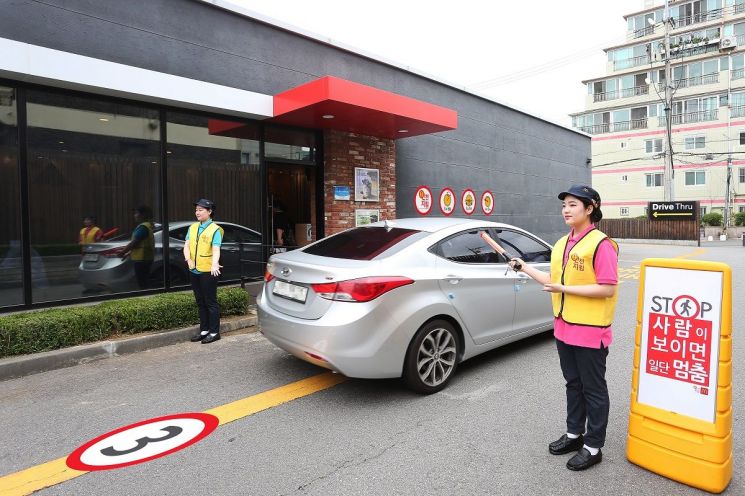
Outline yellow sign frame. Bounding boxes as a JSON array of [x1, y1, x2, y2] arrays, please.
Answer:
[[627, 258, 732, 493]]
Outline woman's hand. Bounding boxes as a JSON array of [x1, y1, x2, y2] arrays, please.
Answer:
[[210, 263, 222, 277], [509, 258, 526, 272], [542, 282, 564, 293], [186, 259, 195, 270]]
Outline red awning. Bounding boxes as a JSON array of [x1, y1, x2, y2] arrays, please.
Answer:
[[270, 76, 457, 139]]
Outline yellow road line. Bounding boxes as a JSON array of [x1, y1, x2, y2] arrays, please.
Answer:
[[674, 248, 707, 259], [0, 371, 347, 496]]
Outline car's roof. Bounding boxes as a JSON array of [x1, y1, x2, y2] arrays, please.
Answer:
[[364, 217, 507, 233]]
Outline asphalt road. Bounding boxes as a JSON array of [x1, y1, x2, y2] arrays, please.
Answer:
[[0, 242, 742, 495]]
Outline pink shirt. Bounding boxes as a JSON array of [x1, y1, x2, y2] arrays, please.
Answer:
[[553, 224, 618, 349]]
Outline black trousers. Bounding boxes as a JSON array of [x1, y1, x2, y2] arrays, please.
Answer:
[[133, 260, 153, 289], [555, 338, 610, 449], [190, 272, 220, 334]]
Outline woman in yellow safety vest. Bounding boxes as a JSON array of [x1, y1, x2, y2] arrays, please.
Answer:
[[78, 215, 103, 249], [501, 185, 619, 472], [184, 199, 224, 344], [119, 205, 155, 290]]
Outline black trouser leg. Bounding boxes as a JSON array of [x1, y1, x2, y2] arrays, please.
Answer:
[[190, 273, 209, 332], [134, 261, 152, 289], [200, 273, 220, 333], [556, 339, 610, 448]]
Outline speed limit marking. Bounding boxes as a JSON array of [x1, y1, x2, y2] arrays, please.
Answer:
[[66, 413, 218, 471]]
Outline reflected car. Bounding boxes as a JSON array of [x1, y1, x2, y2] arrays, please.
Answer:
[[79, 221, 263, 292], [257, 217, 554, 394]]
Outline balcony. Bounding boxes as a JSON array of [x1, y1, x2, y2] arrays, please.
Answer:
[[673, 9, 723, 29], [614, 55, 650, 71], [731, 105, 745, 118], [633, 25, 656, 39], [737, 34, 745, 46], [736, 3, 745, 14], [593, 85, 649, 102], [659, 73, 719, 91], [579, 118, 648, 135], [659, 109, 718, 126], [732, 68, 745, 80]]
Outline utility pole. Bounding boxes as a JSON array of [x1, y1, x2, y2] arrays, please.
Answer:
[[663, 0, 675, 201], [724, 157, 732, 229]]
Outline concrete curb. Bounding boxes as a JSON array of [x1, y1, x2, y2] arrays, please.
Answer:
[[0, 315, 257, 382]]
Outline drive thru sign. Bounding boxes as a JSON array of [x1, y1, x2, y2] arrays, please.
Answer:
[[627, 258, 732, 493]]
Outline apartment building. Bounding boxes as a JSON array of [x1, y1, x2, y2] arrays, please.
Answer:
[[572, 0, 745, 219]]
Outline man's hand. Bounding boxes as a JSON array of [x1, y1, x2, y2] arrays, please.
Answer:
[[210, 263, 222, 277]]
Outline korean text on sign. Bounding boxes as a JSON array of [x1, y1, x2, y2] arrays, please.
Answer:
[[646, 313, 712, 388]]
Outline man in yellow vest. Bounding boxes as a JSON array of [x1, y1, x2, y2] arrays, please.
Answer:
[[184, 199, 224, 344], [78, 215, 103, 250], [119, 205, 155, 289], [498, 185, 619, 471]]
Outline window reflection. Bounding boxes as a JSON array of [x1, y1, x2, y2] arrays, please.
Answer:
[[26, 90, 161, 302], [166, 113, 263, 286], [0, 86, 22, 306]]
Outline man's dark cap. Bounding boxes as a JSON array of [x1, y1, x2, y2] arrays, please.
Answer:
[[558, 185, 601, 204], [193, 198, 216, 211]]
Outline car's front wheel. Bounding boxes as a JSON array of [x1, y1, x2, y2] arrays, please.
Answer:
[[403, 319, 460, 394]]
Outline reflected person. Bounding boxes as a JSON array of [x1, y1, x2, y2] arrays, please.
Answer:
[[119, 205, 155, 289]]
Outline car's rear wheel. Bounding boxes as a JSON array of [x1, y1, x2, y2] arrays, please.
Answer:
[[403, 319, 460, 394]]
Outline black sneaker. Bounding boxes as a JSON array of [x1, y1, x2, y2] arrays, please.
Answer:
[[566, 448, 602, 471], [191, 331, 208, 342], [549, 434, 584, 455]]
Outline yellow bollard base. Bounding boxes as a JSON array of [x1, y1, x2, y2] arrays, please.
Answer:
[[627, 435, 732, 494]]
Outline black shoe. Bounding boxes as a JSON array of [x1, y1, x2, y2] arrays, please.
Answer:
[[549, 434, 584, 455], [566, 448, 602, 471], [201, 333, 221, 344], [191, 332, 208, 342]]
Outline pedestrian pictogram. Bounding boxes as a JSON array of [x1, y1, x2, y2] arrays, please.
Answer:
[[66, 413, 219, 471]]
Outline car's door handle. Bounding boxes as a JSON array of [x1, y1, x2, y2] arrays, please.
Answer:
[[224, 247, 239, 252], [444, 275, 462, 284]]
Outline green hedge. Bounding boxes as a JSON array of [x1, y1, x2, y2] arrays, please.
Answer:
[[0, 287, 249, 358]]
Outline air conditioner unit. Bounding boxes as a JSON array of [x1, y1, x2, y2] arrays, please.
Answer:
[[720, 36, 737, 50]]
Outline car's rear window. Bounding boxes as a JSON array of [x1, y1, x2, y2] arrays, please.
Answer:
[[303, 227, 421, 260]]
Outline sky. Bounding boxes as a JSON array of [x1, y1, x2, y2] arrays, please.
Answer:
[[230, 0, 659, 128]]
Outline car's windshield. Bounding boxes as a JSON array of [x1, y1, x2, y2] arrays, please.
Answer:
[[303, 227, 423, 260]]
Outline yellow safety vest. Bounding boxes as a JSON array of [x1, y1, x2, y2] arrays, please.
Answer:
[[131, 222, 154, 261], [550, 228, 619, 327], [79, 226, 102, 245], [188, 222, 224, 272]]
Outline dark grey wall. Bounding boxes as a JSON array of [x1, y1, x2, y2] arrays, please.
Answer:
[[1, 0, 590, 242]]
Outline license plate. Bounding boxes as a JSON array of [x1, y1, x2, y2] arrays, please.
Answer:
[[273, 280, 308, 303], [83, 254, 99, 262]]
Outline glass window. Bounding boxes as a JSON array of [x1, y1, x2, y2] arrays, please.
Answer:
[[646, 173, 663, 187], [740, 132, 745, 145], [26, 90, 161, 302], [305, 227, 423, 260], [739, 167, 745, 182], [0, 86, 22, 307], [720, 57, 729, 71], [685, 171, 706, 185], [434, 230, 503, 264], [703, 59, 718, 74], [264, 126, 315, 162], [166, 113, 262, 284], [493, 229, 551, 263], [685, 136, 706, 149], [645, 139, 663, 153]]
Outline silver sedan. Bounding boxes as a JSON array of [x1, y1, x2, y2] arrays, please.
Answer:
[[257, 217, 553, 393]]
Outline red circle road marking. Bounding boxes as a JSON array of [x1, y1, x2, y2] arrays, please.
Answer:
[[66, 412, 219, 471]]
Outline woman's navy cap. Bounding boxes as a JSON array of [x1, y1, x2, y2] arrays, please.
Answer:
[[193, 198, 215, 210], [558, 185, 601, 203]]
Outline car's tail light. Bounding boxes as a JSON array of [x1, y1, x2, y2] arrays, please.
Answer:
[[100, 248, 122, 258], [264, 270, 274, 283], [311, 276, 413, 302]]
